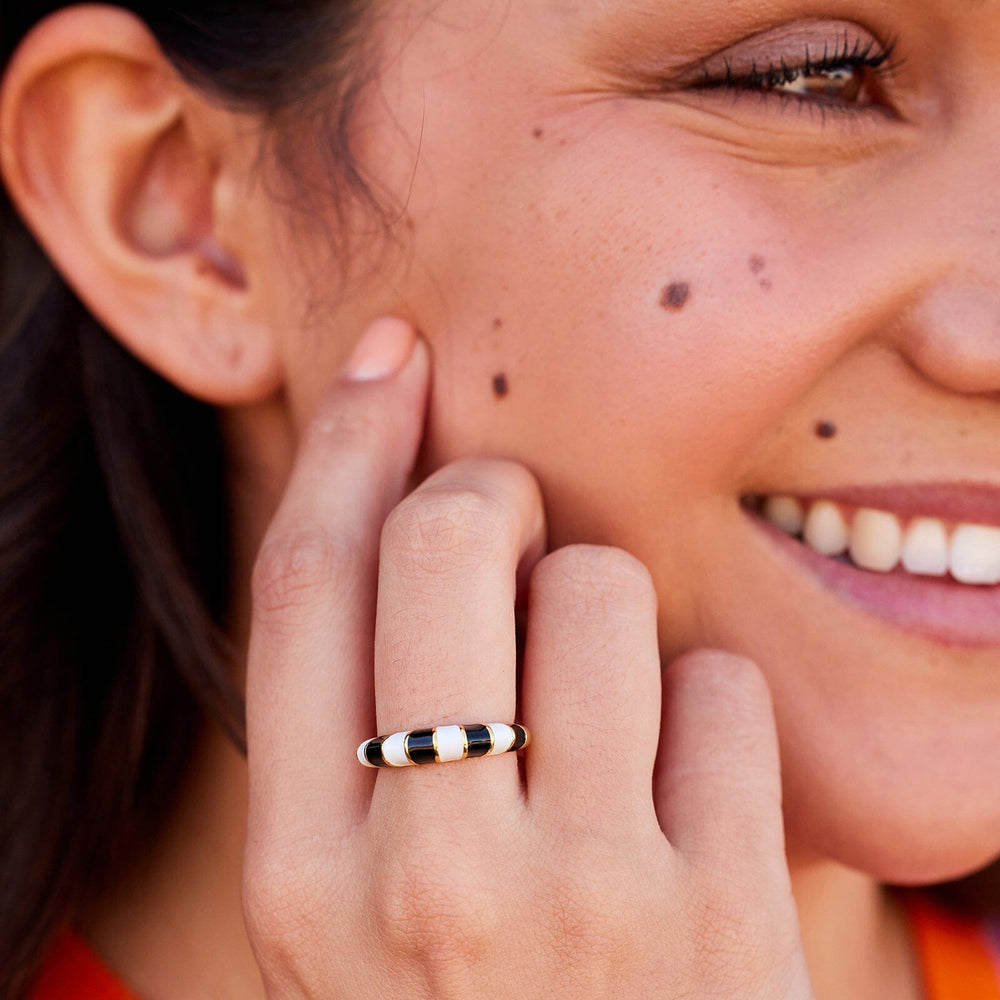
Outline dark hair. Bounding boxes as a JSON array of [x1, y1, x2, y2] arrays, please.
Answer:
[[0, 3, 371, 995]]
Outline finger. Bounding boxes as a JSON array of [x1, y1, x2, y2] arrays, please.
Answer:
[[522, 545, 662, 835], [246, 318, 429, 846], [653, 650, 786, 870], [370, 457, 545, 805]]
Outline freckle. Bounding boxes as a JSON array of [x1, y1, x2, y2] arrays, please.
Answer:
[[492, 317, 504, 330], [492, 373, 509, 399], [532, 127, 544, 139], [660, 282, 691, 311], [749, 254, 767, 274], [815, 420, 838, 440], [759, 277, 773, 293]]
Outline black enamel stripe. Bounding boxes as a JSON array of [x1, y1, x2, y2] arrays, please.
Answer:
[[511, 724, 529, 751], [464, 724, 493, 758], [405, 728, 437, 765], [364, 737, 387, 768]]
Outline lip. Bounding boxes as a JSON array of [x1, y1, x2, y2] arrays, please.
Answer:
[[782, 482, 1000, 527], [743, 501, 1000, 649]]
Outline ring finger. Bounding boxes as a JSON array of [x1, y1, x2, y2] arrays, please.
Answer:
[[370, 457, 546, 809]]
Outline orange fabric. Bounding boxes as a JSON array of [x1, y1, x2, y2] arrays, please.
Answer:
[[28, 931, 139, 1000], [907, 897, 1000, 1000]]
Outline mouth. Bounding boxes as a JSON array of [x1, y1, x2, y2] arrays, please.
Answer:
[[742, 487, 1000, 648]]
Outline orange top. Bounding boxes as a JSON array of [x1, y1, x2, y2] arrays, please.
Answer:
[[908, 897, 1000, 1000], [27, 897, 1000, 1000], [27, 931, 138, 1000]]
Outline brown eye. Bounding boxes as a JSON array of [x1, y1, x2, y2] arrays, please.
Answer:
[[775, 64, 875, 104], [690, 30, 898, 114]]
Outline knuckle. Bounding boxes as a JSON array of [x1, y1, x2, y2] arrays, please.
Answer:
[[686, 869, 785, 983], [252, 528, 361, 623], [689, 888, 750, 968], [671, 650, 771, 703], [432, 455, 542, 507], [669, 650, 775, 738], [242, 850, 332, 964], [307, 396, 385, 452], [382, 484, 512, 577], [531, 545, 655, 622], [541, 865, 642, 969], [371, 859, 500, 965]]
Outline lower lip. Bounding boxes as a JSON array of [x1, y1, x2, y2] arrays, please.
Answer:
[[746, 510, 1000, 648]]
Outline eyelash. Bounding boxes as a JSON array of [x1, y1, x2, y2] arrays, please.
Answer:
[[695, 32, 900, 114]]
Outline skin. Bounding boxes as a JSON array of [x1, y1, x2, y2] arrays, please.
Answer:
[[3, 0, 1000, 997]]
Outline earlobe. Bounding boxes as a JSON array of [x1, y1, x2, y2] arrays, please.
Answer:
[[0, 5, 283, 404]]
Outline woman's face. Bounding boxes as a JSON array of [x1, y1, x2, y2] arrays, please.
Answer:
[[277, 0, 1000, 882]]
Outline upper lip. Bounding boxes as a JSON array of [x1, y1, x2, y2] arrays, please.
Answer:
[[752, 482, 1000, 527]]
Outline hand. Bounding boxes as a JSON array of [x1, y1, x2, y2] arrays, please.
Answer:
[[241, 317, 815, 999]]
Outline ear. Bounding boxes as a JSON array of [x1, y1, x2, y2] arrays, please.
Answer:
[[0, 6, 284, 404]]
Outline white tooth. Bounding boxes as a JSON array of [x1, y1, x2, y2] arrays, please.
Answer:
[[764, 496, 805, 535], [951, 524, 1000, 585], [803, 500, 849, 556], [849, 508, 902, 573], [901, 518, 949, 577]]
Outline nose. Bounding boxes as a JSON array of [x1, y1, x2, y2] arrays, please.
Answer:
[[898, 276, 1000, 396], [889, 108, 1000, 396]]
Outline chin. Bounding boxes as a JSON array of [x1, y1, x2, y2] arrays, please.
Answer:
[[786, 779, 1000, 887], [866, 841, 1000, 889]]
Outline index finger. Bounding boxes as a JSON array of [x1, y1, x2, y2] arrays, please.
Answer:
[[245, 319, 429, 849]]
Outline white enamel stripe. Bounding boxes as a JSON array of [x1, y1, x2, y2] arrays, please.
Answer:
[[382, 731, 412, 767], [434, 724, 467, 762], [486, 723, 516, 755]]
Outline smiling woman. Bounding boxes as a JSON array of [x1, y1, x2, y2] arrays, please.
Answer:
[[2, 2, 1000, 1000]]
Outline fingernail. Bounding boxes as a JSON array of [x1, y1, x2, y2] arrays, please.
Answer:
[[343, 317, 416, 381]]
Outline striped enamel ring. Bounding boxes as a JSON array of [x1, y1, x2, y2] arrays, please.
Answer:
[[357, 723, 530, 768]]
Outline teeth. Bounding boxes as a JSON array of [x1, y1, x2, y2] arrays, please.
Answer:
[[760, 496, 1000, 586], [803, 500, 849, 556], [763, 496, 805, 536], [850, 509, 901, 573], [951, 525, 1000, 585], [902, 518, 949, 577]]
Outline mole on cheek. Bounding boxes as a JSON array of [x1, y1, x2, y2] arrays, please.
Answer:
[[749, 254, 772, 292], [492, 373, 510, 399], [815, 420, 838, 440], [660, 282, 691, 311], [532, 127, 544, 139]]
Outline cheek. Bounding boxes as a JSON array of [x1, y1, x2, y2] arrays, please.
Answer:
[[405, 94, 868, 502], [418, 167, 819, 512]]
